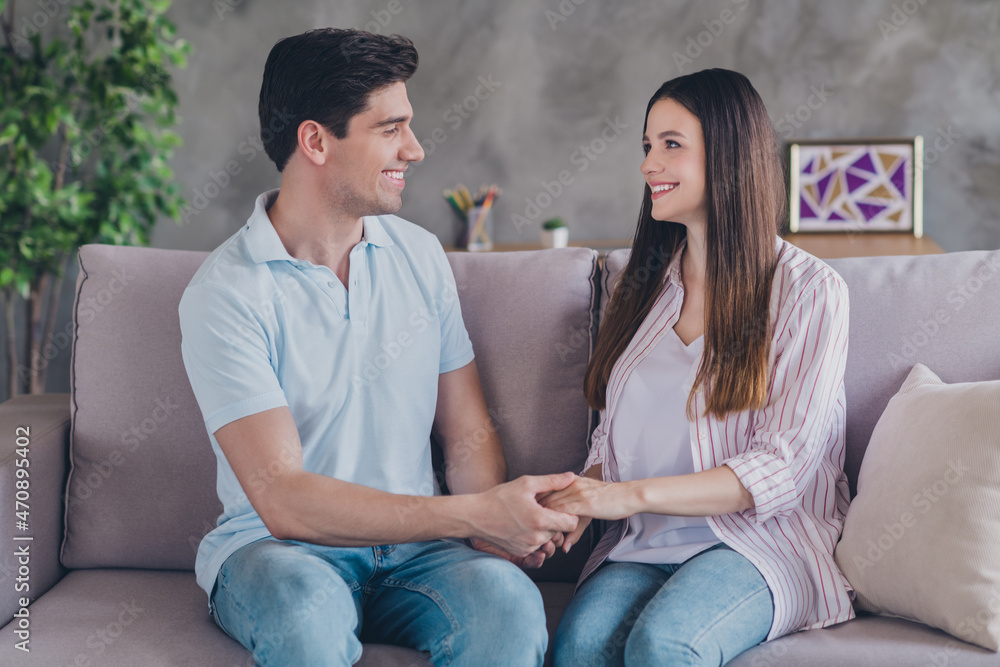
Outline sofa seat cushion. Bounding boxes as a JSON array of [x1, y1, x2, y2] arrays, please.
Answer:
[[0, 569, 576, 666], [729, 613, 999, 666]]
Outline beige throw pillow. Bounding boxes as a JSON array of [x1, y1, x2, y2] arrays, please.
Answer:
[[835, 363, 1000, 651]]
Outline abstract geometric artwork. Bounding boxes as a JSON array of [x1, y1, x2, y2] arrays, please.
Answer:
[[789, 137, 923, 237]]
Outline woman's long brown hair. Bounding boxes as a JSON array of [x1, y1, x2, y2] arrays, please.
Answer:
[[584, 69, 785, 420]]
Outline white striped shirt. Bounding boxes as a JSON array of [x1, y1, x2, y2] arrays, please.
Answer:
[[581, 235, 855, 641]]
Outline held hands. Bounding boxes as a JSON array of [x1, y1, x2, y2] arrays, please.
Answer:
[[471, 472, 579, 568], [539, 475, 641, 553]]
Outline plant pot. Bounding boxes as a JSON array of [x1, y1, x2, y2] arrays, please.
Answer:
[[540, 227, 569, 249]]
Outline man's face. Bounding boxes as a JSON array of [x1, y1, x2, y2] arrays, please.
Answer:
[[321, 81, 425, 219]]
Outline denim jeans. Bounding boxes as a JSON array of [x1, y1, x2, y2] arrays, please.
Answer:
[[209, 537, 548, 666], [553, 542, 774, 666]]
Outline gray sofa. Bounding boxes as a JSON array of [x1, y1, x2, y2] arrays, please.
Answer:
[[1, 240, 998, 666]]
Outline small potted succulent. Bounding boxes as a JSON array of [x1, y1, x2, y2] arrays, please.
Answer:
[[540, 217, 569, 249]]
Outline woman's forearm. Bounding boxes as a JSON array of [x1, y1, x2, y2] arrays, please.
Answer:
[[631, 465, 754, 517]]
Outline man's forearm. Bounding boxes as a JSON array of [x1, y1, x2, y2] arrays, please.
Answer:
[[263, 470, 486, 546], [444, 432, 507, 496]]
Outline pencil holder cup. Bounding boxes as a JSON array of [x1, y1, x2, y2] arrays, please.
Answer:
[[465, 206, 494, 252]]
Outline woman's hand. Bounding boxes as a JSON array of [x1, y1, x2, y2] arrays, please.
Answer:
[[560, 515, 591, 554], [539, 475, 641, 523]]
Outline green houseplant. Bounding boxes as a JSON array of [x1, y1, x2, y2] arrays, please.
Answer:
[[0, 0, 189, 397]]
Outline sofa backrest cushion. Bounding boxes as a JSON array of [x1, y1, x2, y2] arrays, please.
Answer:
[[602, 247, 1000, 497], [63, 244, 600, 576], [826, 249, 1000, 495], [63, 245, 220, 570]]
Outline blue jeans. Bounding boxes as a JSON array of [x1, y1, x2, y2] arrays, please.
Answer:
[[209, 537, 547, 666], [553, 543, 773, 666]]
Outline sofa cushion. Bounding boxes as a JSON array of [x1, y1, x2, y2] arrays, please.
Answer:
[[64, 244, 599, 578], [446, 249, 598, 480], [834, 362, 1000, 650], [444, 248, 601, 582], [826, 249, 1000, 496], [0, 569, 575, 666], [64, 245, 222, 570], [729, 613, 999, 666]]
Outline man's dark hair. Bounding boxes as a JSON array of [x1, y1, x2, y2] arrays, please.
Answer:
[[258, 29, 419, 171]]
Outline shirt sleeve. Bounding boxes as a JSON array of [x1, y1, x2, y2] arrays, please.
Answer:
[[583, 411, 609, 475], [178, 281, 287, 435], [722, 274, 850, 524], [433, 244, 475, 374]]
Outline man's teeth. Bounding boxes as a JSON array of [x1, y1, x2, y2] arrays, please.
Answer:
[[652, 184, 677, 193], [384, 171, 404, 180]]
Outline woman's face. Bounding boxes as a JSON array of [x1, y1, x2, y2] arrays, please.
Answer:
[[641, 98, 708, 227]]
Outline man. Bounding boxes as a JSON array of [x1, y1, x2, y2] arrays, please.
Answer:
[[178, 28, 578, 666]]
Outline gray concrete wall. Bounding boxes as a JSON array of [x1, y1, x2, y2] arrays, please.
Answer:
[[3, 0, 999, 402], [154, 0, 1000, 253]]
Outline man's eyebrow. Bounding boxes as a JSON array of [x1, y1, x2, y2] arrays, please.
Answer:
[[641, 130, 686, 141], [372, 115, 410, 128]]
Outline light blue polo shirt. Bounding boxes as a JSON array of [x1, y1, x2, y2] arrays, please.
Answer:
[[178, 189, 475, 600]]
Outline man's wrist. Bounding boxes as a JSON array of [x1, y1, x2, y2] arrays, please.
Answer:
[[437, 490, 487, 541]]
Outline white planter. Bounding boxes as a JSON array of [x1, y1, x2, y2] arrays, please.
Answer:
[[540, 227, 569, 248]]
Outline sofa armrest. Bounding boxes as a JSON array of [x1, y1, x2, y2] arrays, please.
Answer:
[[0, 394, 70, 626]]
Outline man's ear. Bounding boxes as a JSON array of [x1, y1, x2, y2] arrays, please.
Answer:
[[296, 120, 329, 166]]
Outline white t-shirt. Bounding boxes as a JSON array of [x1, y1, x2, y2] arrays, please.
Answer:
[[607, 326, 721, 564]]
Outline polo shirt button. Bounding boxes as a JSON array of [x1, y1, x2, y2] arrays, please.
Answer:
[[327, 281, 334, 287], [698, 433, 707, 440]]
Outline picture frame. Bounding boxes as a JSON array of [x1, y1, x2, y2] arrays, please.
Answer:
[[788, 137, 923, 237]]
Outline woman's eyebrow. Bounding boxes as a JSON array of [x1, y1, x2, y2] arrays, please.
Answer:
[[641, 130, 687, 141]]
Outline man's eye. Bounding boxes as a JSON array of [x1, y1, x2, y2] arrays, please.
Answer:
[[385, 127, 399, 136]]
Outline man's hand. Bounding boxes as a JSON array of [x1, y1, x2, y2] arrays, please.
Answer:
[[469, 536, 562, 569], [471, 472, 579, 558]]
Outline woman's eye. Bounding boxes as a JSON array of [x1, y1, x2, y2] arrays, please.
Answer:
[[642, 144, 651, 155], [666, 140, 680, 148]]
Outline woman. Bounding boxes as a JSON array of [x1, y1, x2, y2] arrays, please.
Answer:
[[542, 69, 855, 666]]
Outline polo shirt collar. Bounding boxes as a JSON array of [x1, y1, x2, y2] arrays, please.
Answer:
[[245, 189, 394, 265]]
